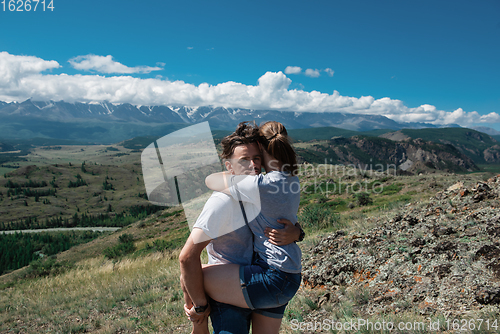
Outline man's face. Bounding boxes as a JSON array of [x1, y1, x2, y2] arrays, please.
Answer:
[[225, 143, 262, 175]]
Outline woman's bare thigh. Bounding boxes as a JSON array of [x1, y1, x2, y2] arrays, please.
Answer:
[[202, 264, 249, 309]]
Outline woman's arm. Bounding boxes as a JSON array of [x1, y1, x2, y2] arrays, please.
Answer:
[[264, 219, 303, 246], [206, 173, 260, 205], [205, 172, 231, 194]]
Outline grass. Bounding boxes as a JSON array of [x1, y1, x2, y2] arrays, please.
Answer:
[[0, 167, 17, 176], [0, 205, 200, 333], [0, 251, 190, 333], [477, 164, 500, 174]]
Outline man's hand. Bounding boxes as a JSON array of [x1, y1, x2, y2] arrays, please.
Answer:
[[264, 219, 301, 245], [184, 303, 211, 325]]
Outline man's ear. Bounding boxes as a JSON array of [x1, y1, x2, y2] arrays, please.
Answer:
[[224, 160, 232, 173]]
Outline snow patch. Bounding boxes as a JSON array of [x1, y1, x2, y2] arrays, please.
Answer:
[[186, 106, 200, 118], [101, 102, 113, 114]]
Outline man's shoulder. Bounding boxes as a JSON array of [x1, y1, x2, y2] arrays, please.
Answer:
[[202, 191, 237, 213], [208, 191, 234, 204]]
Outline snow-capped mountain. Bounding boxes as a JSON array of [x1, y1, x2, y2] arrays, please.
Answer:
[[0, 99, 427, 131]]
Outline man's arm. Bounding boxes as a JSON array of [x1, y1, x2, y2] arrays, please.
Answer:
[[179, 228, 211, 310]]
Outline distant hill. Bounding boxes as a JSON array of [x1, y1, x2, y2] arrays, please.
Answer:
[[0, 142, 15, 152], [117, 127, 500, 171], [296, 135, 479, 173], [472, 126, 500, 136], [0, 161, 154, 228], [393, 128, 500, 164], [118, 129, 232, 150], [290, 127, 500, 166], [288, 127, 392, 142]]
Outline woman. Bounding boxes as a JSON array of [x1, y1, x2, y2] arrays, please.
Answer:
[[198, 121, 302, 333]]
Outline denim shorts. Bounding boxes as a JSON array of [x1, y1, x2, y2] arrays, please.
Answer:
[[239, 256, 301, 318]]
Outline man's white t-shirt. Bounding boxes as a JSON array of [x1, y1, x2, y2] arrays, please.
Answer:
[[193, 191, 255, 266]]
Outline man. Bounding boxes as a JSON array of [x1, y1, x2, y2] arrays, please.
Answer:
[[179, 122, 303, 334]]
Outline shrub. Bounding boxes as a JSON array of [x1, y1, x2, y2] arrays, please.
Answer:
[[142, 239, 177, 254], [118, 233, 134, 243], [355, 192, 373, 206], [103, 234, 136, 259], [298, 204, 340, 230], [26, 256, 73, 278]]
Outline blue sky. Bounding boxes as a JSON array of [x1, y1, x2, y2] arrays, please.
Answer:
[[1, 0, 499, 128]]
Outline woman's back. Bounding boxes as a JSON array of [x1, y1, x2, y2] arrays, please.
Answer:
[[229, 171, 302, 273]]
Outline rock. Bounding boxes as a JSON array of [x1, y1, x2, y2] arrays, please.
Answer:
[[434, 264, 453, 279], [317, 292, 331, 307], [301, 175, 500, 317], [434, 241, 455, 253], [487, 259, 500, 279], [476, 287, 500, 305], [474, 245, 500, 261], [411, 238, 426, 247], [447, 182, 464, 192]]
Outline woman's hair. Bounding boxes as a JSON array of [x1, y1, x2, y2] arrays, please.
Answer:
[[259, 121, 298, 175], [221, 121, 260, 159]]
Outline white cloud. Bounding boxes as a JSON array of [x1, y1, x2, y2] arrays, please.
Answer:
[[324, 68, 334, 77], [305, 68, 320, 78], [287, 66, 335, 78], [0, 51, 60, 88], [284, 66, 302, 75], [68, 55, 163, 74], [0, 52, 498, 128]]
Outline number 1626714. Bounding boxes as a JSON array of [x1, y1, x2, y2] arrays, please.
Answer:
[[2, 0, 54, 11]]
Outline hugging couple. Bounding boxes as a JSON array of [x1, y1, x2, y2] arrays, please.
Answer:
[[179, 121, 305, 334]]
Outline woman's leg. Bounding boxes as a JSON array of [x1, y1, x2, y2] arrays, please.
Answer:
[[251, 313, 282, 334], [202, 264, 249, 309]]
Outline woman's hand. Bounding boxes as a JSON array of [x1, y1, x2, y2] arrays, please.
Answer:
[[184, 303, 210, 325], [264, 219, 301, 246]]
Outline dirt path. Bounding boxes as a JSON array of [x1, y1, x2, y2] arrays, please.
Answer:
[[0, 227, 121, 234]]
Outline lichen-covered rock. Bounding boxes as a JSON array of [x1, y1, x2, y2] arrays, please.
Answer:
[[302, 175, 500, 315]]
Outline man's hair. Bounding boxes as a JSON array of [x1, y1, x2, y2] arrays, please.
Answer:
[[258, 121, 298, 176], [221, 121, 260, 159]]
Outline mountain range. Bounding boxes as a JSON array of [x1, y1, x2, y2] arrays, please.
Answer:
[[0, 99, 467, 143]]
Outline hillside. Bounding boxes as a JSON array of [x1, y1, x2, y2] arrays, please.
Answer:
[[302, 174, 500, 322], [118, 129, 232, 150], [1, 165, 499, 333], [0, 206, 192, 333], [0, 159, 154, 229], [287, 127, 392, 142], [296, 135, 479, 173], [388, 128, 500, 164], [288, 127, 500, 166]]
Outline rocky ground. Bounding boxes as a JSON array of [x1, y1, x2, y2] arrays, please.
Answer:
[[302, 175, 500, 320]]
